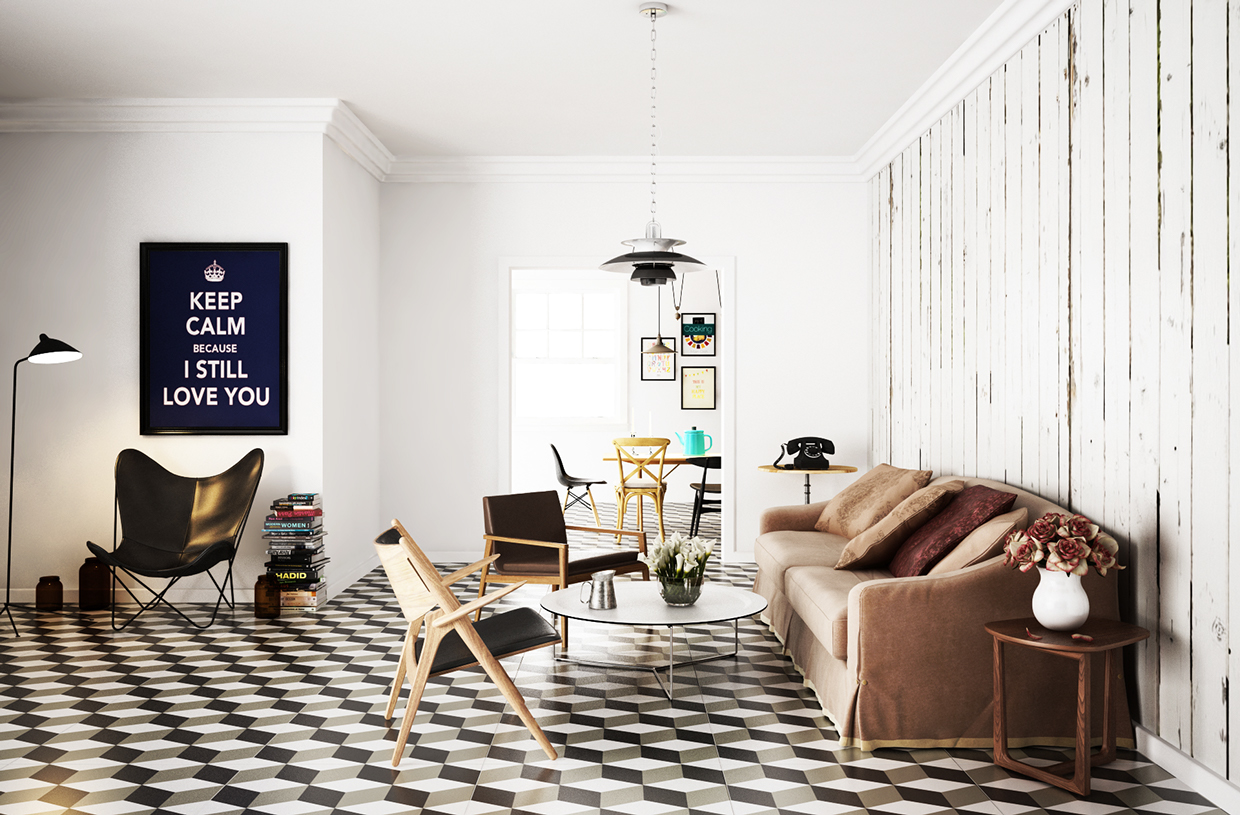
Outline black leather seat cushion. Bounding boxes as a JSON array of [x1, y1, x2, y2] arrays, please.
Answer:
[[417, 607, 560, 675], [87, 537, 235, 578]]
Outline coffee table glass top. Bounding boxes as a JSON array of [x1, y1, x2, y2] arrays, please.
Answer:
[[540, 581, 767, 627]]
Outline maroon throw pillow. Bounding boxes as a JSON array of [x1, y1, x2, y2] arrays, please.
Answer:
[[889, 485, 1018, 577]]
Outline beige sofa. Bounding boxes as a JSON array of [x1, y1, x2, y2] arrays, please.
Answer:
[[753, 475, 1134, 750]]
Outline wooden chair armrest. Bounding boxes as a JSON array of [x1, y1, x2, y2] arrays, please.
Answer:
[[567, 525, 648, 553], [441, 555, 500, 587], [482, 534, 567, 550], [433, 581, 526, 627]]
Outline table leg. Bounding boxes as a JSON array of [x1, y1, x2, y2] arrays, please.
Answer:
[[667, 625, 675, 698], [803, 474, 812, 504]]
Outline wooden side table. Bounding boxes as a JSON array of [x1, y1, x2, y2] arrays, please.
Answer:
[[757, 464, 857, 504], [985, 617, 1150, 796]]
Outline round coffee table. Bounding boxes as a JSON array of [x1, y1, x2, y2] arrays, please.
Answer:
[[540, 581, 767, 700]]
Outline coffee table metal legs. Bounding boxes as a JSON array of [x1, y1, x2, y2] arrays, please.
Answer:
[[555, 619, 741, 700]]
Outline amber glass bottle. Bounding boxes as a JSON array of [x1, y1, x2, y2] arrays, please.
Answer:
[[79, 557, 110, 611], [255, 574, 281, 619], [35, 576, 63, 611]]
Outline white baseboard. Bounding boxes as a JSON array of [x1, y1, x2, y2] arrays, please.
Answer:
[[1136, 725, 1240, 814]]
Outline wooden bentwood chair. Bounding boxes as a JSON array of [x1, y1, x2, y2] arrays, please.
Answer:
[[612, 437, 671, 542], [478, 490, 649, 646], [374, 520, 561, 766]]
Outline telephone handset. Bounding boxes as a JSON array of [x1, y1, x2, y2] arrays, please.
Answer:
[[774, 437, 835, 470]]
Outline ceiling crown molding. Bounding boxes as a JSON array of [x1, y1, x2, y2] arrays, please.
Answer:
[[854, 0, 1076, 179], [0, 98, 393, 180], [385, 155, 863, 183]]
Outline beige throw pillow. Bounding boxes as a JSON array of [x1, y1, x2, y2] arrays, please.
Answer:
[[928, 507, 1029, 574], [814, 463, 934, 539], [835, 480, 965, 570]]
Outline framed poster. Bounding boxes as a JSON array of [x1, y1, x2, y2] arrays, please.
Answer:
[[681, 312, 716, 356], [640, 337, 676, 381], [682, 366, 716, 410], [140, 242, 288, 435]]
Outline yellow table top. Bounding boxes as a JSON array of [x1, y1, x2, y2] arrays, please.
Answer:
[[757, 464, 857, 474]]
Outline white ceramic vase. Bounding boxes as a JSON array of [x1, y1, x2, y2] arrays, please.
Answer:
[[1032, 568, 1090, 631]]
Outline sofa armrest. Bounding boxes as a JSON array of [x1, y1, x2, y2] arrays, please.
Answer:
[[759, 500, 829, 534]]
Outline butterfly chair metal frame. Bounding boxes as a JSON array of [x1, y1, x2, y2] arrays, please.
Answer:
[[550, 443, 605, 527], [478, 491, 649, 647], [612, 437, 671, 542], [86, 448, 264, 631], [375, 519, 561, 766]]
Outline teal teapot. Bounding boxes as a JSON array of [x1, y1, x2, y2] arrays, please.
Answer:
[[676, 427, 713, 457]]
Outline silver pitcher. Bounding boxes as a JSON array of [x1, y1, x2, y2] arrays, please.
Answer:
[[580, 570, 617, 610]]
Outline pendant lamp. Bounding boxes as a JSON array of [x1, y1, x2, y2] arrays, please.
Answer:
[[643, 286, 676, 355], [601, 2, 709, 286]]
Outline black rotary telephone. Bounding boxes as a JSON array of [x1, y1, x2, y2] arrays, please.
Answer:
[[774, 437, 835, 470]]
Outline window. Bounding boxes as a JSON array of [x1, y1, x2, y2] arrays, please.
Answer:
[[511, 270, 627, 423]]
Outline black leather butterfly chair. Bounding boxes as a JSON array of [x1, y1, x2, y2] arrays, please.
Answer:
[[86, 448, 264, 630]]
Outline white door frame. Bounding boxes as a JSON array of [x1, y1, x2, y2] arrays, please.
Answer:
[[497, 255, 739, 559]]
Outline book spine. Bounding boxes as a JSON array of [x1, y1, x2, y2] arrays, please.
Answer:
[[285, 493, 320, 502], [271, 508, 323, 518], [263, 519, 322, 529]]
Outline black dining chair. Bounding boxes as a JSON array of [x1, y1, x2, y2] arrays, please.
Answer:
[[86, 448, 264, 630], [550, 443, 606, 526], [687, 456, 722, 537]]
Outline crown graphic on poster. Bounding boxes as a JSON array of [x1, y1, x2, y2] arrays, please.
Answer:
[[204, 260, 225, 282]]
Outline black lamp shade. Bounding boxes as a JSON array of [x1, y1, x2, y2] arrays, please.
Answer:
[[27, 334, 82, 365]]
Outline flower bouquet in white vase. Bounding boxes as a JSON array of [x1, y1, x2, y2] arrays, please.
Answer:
[[640, 533, 715, 606], [1003, 513, 1124, 631]]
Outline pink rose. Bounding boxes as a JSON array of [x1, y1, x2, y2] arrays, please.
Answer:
[[1090, 534, 1123, 576], [1046, 535, 1092, 576], [1003, 531, 1044, 573], [1068, 515, 1100, 542], [1027, 516, 1058, 545]]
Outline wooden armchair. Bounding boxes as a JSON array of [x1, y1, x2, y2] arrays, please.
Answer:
[[374, 520, 561, 766], [479, 490, 649, 645]]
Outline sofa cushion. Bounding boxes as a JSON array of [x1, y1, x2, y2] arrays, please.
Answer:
[[785, 564, 892, 661], [929, 507, 1028, 575], [755, 530, 848, 594], [889, 484, 1018, 577], [835, 480, 965, 570], [815, 464, 934, 538]]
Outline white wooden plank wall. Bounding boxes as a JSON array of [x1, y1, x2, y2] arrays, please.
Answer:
[[870, 0, 1240, 776]]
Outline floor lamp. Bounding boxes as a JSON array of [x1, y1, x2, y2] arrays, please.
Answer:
[[4, 334, 82, 634]]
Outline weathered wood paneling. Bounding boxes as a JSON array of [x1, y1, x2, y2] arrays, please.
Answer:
[[870, 0, 1238, 776]]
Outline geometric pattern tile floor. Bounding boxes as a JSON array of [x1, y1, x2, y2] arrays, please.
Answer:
[[0, 503, 1224, 815]]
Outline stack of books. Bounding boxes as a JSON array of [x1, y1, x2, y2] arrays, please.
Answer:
[[263, 492, 328, 611]]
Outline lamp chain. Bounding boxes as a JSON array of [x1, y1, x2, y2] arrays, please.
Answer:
[[650, 8, 658, 221]]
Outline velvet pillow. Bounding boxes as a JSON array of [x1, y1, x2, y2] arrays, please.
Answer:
[[834, 480, 965, 570], [815, 464, 934, 539], [928, 507, 1028, 575], [889, 484, 1018, 577]]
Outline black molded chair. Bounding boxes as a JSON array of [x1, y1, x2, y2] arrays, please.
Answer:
[[550, 444, 606, 526], [687, 456, 722, 537], [86, 448, 264, 630]]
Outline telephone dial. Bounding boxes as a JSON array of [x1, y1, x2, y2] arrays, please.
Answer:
[[774, 437, 835, 470]]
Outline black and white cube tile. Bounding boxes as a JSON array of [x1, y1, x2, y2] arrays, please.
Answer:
[[0, 503, 1224, 814]]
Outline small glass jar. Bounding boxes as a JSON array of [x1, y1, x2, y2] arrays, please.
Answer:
[[254, 574, 281, 619], [36, 575, 63, 612], [79, 557, 110, 611]]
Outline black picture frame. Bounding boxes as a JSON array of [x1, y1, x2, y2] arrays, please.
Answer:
[[681, 366, 716, 410], [681, 312, 717, 356], [639, 337, 676, 381], [140, 242, 288, 435]]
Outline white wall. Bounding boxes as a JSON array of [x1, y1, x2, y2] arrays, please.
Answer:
[[0, 130, 326, 602], [379, 178, 871, 561], [322, 139, 383, 594]]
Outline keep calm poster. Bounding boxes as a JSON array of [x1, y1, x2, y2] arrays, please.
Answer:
[[140, 243, 288, 434]]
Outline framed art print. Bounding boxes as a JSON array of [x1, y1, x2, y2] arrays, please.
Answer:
[[681, 312, 716, 356], [640, 337, 676, 381], [682, 366, 716, 410], [140, 242, 288, 434]]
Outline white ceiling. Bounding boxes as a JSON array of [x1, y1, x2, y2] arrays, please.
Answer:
[[0, 0, 1003, 158]]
